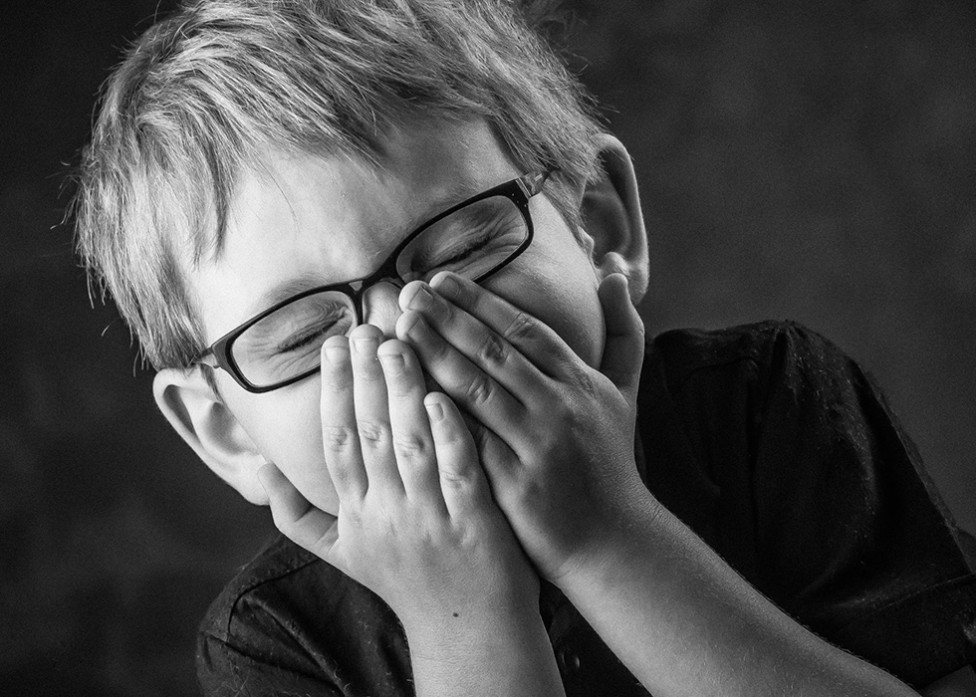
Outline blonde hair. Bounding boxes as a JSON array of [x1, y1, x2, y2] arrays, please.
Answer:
[[74, 0, 605, 370]]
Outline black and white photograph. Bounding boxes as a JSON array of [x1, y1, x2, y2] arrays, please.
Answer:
[[2, 1, 975, 695]]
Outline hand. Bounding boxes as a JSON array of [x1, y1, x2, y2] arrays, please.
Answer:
[[396, 272, 651, 583], [258, 325, 538, 631]]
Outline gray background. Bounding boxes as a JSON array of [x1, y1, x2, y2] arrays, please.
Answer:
[[1, 1, 973, 695]]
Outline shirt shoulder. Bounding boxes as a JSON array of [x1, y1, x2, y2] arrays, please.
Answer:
[[201, 533, 320, 643], [638, 319, 976, 687], [197, 534, 413, 697], [636, 320, 824, 550], [645, 319, 841, 394]]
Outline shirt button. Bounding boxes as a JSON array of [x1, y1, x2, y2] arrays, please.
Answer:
[[558, 649, 581, 673]]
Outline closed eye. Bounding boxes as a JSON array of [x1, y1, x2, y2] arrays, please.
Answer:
[[424, 231, 493, 270], [277, 316, 347, 354]]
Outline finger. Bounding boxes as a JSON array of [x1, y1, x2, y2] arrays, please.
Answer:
[[426, 272, 577, 376], [597, 273, 645, 403], [259, 463, 339, 558], [349, 324, 402, 492], [396, 310, 527, 447], [376, 339, 443, 509], [319, 335, 367, 499], [399, 279, 543, 398], [423, 392, 492, 519], [459, 411, 521, 496]]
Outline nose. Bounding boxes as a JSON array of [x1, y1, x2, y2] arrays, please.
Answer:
[[360, 280, 403, 338]]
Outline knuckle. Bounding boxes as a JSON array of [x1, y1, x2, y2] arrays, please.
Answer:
[[322, 425, 356, 452], [477, 332, 508, 366], [356, 419, 389, 447], [392, 432, 429, 460], [463, 374, 495, 406], [568, 363, 597, 395], [502, 310, 537, 344], [439, 465, 478, 494]]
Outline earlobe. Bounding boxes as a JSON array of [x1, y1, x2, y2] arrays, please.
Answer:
[[153, 368, 270, 505], [579, 133, 649, 305]]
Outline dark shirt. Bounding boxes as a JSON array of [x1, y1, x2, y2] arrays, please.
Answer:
[[197, 321, 976, 696]]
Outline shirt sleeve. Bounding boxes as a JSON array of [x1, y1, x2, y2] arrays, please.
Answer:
[[197, 630, 344, 697], [748, 322, 976, 687]]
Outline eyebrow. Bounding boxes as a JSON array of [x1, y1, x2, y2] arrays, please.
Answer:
[[252, 272, 332, 316], [248, 177, 487, 316]]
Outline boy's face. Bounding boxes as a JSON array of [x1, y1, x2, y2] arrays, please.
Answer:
[[175, 118, 636, 513]]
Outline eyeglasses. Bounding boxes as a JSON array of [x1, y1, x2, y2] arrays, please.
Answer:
[[194, 170, 552, 393]]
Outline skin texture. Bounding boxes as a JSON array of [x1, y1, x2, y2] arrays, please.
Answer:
[[155, 118, 625, 512], [152, 117, 970, 695], [384, 271, 927, 697], [258, 332, 566, 697], [153, 117, 642, 697], [395, 271, 648, 581]]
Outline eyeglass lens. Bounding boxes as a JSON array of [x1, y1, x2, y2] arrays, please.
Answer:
[[230, 194, 528, 387]]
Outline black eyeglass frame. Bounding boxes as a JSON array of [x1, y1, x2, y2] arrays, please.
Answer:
[[193, 170, 553, 393]]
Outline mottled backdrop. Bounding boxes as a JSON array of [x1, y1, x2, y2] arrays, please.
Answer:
[[1, 1, 974, 695]]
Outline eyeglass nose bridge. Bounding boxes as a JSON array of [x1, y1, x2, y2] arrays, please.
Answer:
[[346, 255, 408, 329]]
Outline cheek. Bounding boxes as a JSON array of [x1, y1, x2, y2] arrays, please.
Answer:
[[535, 274, 605, 368], [492, 247, 605, 368], [234, 381, 340, 515]]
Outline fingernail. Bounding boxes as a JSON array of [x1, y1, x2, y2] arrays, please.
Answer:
[[378, 351, 404, 373], [425, 399, 444, 421], [407, 284, 433, 310], [432, 273, 457, 296], [351, 336, 377, 353], [323, 344, 348, 365], [403, 313, 429, 338]]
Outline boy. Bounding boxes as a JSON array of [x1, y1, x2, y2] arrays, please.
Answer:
[[73, 1, 976, 695]]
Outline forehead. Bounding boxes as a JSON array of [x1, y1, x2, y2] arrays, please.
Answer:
[[189, 118, 520, 339]]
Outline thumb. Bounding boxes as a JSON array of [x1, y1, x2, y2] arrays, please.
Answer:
[[598, 273, 645, 403], [259, 462, 340, 558]]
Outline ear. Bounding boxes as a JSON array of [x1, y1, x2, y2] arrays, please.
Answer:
[[579, 133, 649, 305], [153, 368, 270, 505]]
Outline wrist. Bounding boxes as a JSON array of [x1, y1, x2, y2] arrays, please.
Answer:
[[405, 606, 565, 697], [402, 598, 544, 662], [398, 582, 540, 645], [550, 479, 667, 588]]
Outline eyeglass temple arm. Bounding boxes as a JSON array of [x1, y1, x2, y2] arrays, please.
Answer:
[[194, 349, 220, 370], [518, 170, 553, 198]]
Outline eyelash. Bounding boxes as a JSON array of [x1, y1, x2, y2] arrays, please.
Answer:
[[422, 232, 492, 270], [278, 316, 342, 353]]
